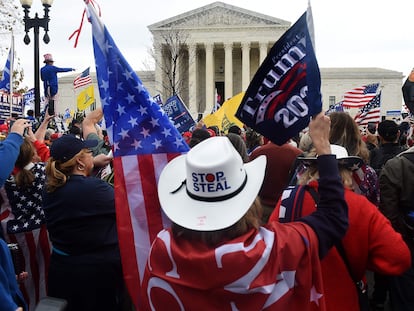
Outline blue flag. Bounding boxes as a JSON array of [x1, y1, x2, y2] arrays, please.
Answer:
[[163, 95, 196, 133], [0, 39, 13, 92], [236, 7, 321, 145]]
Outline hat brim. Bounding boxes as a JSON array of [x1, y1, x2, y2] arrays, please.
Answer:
[[296, 155, 364, 171], [158, 155, 266, 231], [83, 139, 99, 149]]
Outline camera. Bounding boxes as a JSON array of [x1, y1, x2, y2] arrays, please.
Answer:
[[9, 119, 30, 136], [7, 243, 24, 274], [48, 101, 55, 116]]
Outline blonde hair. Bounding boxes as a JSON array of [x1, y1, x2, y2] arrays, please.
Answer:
[[45, 149, 90, 192], [329, 112, 370, 163], [172, 197, 263, 247], [298, 163, 353, 189]]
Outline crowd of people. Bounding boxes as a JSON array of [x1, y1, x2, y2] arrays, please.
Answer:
[[0, 106, 414, 310]]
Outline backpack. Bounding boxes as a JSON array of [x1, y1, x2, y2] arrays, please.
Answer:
[[398, 153, 414, 243]]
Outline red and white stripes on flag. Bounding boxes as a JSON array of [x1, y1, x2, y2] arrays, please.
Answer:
[[113, 154, 175, 299], [342, 83, 379, 108], [354, 92, 382, 127], [8, 226, 51, 311], [1, 188, 51, 311], [73, 67, 92, 90]]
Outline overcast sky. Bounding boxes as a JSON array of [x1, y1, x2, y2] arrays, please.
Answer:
[[5, 0, 414, 89]]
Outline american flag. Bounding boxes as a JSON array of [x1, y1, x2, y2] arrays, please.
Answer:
[[0, 187, 51, 311], [86, 2, 190, 309], [73, 67, 92, 90], [341, 83, 379, 108], [325, 101, 344, 115], [354, 92, 381, 126]]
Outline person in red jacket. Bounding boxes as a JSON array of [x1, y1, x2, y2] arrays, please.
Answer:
[[269, 144, 411, 311]]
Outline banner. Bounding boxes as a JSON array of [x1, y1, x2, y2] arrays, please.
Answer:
[[162, 95, 195, 133], [203, 92, 244, 133], [76, 85, 95, 110], [236, 6, 321, 145]]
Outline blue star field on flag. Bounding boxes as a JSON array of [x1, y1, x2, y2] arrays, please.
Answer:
[[89, 8, 189, 157]]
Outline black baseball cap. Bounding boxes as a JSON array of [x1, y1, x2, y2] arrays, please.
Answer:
[[50, 135, 98, 162]]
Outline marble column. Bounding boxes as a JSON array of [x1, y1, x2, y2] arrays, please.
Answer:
[[259, 42, 268, 65], [154, 43, 163, 99], [241, 42, 251, 91], [205, 43, 214, 114], [224, 42, 233, 100], [188, 43, 197, 114]]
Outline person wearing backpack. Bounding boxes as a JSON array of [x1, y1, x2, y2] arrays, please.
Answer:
[[379, 145, 414, 310]]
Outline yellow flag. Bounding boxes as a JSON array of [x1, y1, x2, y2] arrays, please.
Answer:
[[203, 92, 244, 133], [77, 85, 95, 110]]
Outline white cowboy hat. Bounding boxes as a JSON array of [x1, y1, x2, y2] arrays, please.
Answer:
[[158, 136, 266, 231], [297, 144, 364, 171]]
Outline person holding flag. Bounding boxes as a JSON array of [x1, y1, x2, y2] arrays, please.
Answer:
[[142, 112, 348, 310]]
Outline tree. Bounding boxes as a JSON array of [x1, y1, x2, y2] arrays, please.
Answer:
[[149, 28, 193, 101], [0, 0, 25, 93]]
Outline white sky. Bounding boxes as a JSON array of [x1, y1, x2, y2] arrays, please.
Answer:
[[5, 0, 414, 88]]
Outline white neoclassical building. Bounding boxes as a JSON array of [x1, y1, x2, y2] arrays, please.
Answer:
[[58, 2, 404, 120]]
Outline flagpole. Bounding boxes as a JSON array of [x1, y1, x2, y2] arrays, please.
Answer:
[[9, 33, 14, 118]]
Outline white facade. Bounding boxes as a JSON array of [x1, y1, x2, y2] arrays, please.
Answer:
[[57, 2, 404, 119]]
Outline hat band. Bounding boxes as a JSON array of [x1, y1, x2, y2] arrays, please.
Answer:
[[186, 175, 248, 202]]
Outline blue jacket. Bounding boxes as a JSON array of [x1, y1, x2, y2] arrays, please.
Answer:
[[0, 133, 23, 187], [0, 239, 27, 311], [40, 64, 73, 97]]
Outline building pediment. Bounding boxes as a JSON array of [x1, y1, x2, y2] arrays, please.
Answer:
[[148, 1, 290, 31]]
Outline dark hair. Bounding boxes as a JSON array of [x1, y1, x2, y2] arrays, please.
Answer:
[[377, 120, 399, 142], [228, 125, 242, 135], [245, 128, 262, 152], [207, 126, 220, 136], [189, 128, 211, 148]]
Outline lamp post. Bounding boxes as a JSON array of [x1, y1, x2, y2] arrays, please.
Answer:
[[20, 0, 54, 118]]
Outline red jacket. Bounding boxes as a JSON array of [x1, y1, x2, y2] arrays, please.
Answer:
[[269, 182, 411, 311]]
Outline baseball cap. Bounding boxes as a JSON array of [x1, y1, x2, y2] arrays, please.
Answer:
[[50, 135, 98, 162]]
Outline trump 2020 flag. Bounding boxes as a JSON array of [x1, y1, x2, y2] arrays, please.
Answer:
[[85, 1, 190, 309], [236, 6, 321, 145]]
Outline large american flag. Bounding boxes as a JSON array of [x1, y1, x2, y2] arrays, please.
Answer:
[[341, 83, 379, 108], [86, 2, 190, 309], [0, 187, 51, 311], [73, 67, 92, 90], [354, 92, 381, 126]]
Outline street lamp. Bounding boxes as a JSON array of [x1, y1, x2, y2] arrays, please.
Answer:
[[20, 0, 54, 118]]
